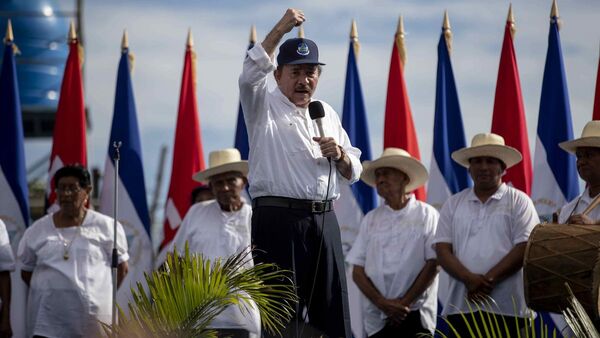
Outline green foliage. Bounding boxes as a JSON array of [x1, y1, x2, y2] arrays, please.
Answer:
[[436, 297, 558, 338], [101, 243, 298, 338]]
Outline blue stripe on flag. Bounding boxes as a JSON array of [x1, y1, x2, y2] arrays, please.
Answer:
[[536, 20, 578, 201], [107, 49, 151, 234], [342, 41, 376, 214], [433, 33, 471, 194], [234, 42, 255, 161], [0, 42, 29, 226]]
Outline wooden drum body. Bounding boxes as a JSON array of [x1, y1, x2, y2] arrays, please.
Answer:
[[524, 222, 600, 317]]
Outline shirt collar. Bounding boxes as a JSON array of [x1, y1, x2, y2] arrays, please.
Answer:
[[582, 187, 593, 203], [383, 194, 416, 214], [467, 183, 508, 202], [273, 86, 312, 116], [273, 86, 297, 109]]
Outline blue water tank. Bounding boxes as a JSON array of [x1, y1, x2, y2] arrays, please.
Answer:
[[0, 0, 76, 137]]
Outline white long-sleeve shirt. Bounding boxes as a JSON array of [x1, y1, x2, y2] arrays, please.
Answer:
[[170, 200, 260, 334], [239, 43, 362, 200]]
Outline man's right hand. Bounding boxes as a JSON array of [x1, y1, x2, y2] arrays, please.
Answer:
[[376, 298, 410, 324], [263, 9, 306, 57], [465, 273, 493, 302], [277, 8, 305, 34]]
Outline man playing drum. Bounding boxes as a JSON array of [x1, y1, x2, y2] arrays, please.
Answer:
[[433, 133, 539, 337], [558, 121, 600, 224]]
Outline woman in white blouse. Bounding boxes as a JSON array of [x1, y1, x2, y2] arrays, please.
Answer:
[[18, 165, 129, 338]]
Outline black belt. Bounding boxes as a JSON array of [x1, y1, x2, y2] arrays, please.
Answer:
[[252, 196, 334, 213]]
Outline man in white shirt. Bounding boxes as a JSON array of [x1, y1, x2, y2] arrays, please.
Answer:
[[170, 149, 259, 338], [433, 133, 538, 337], [557, 120, 600, 224], [347, 148, 439, 337], [239, 8, 362, 338]]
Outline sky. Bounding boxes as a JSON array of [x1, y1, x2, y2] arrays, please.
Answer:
[[22, 0, 600, 241]]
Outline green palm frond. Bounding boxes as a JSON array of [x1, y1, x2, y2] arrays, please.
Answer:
[[102, 242, 298, 338], [562, 283, 599, 338], [435, 296, 559, 338]]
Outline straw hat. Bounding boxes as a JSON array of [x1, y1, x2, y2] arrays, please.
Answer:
[[361, 147, 428, 192], [451, 133, 522, 169], [192, 148, 248, 183], [559, 121, 600, 154]]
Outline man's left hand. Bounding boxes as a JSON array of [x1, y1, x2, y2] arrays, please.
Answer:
[[313, 136, 341, 160], [567, 214, 598, 225]]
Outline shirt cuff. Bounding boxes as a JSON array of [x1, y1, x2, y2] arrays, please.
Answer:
[[118, 252, 130, 264], [342, 152, 362, 184], [431, 237, 452, 245], [345, 255, 365, 267], [247, 44, 276, 73], [0, 262, 14, 272], [18, 263, 34, 272]]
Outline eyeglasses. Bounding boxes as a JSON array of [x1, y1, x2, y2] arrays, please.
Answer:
[[55, 186, 82, 195]]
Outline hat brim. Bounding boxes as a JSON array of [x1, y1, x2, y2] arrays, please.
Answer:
[[451, 145, 522, 169], [283, 60, 326, 66], [559, 137, 600, 154], [192, 162, 248, 183], [361, 156, 428, 192]]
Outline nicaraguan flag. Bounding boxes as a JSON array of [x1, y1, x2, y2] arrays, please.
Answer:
[[0, 31, 30, 338], [531, 13, 578, 222], [427, 21, 471, 336], [334, 31, 377, 338], [427, 26, 470, 210], [99, 42, 152, 312], [337, 39, 377, 255], [530, 9, 577, 336]]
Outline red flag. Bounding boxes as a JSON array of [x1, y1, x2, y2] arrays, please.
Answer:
[[593, 50, 600, 120], [46, 32, 86, 210], [383, 29, 426, 200], [160, 33, 205, 249], [491, 17, 532, 195]]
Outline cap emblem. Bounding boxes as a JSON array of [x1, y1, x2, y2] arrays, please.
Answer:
[[296, 42, 310, 56]]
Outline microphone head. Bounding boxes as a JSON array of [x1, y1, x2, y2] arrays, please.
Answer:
[[308, 101, 325, 120]]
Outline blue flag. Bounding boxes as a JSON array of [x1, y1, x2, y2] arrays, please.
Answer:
[[0, 37, 30, 338], [0, 41, 30, 233], [532, 16, 579, 221], [341, 41, 376, 214], [427, 28, 471, 337], [530, 14, 577, 337], [99, 46, 152, 312], [337, 39, 376, 338], [427, 30, 471, 211], [234, 41, 255, 160]]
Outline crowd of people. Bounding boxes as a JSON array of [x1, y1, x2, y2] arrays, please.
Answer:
[[0, 7, 598, 338]]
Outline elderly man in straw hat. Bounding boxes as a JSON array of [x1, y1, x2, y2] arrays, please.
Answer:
[[169, 148, 259, 338], [346, 148, 439, 337], [557, 121, 600, 225], [432, 133, 539, 337]]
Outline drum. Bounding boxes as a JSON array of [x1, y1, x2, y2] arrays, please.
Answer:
[[523, 222, 600, 318]]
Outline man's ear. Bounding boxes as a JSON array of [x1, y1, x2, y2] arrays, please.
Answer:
[[274, 68, 281, 83]]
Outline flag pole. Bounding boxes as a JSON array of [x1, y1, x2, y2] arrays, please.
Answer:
[[111, 140, 121, 327]]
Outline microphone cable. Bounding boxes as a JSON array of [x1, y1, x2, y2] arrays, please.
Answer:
[[299, 155, 334, 338]]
